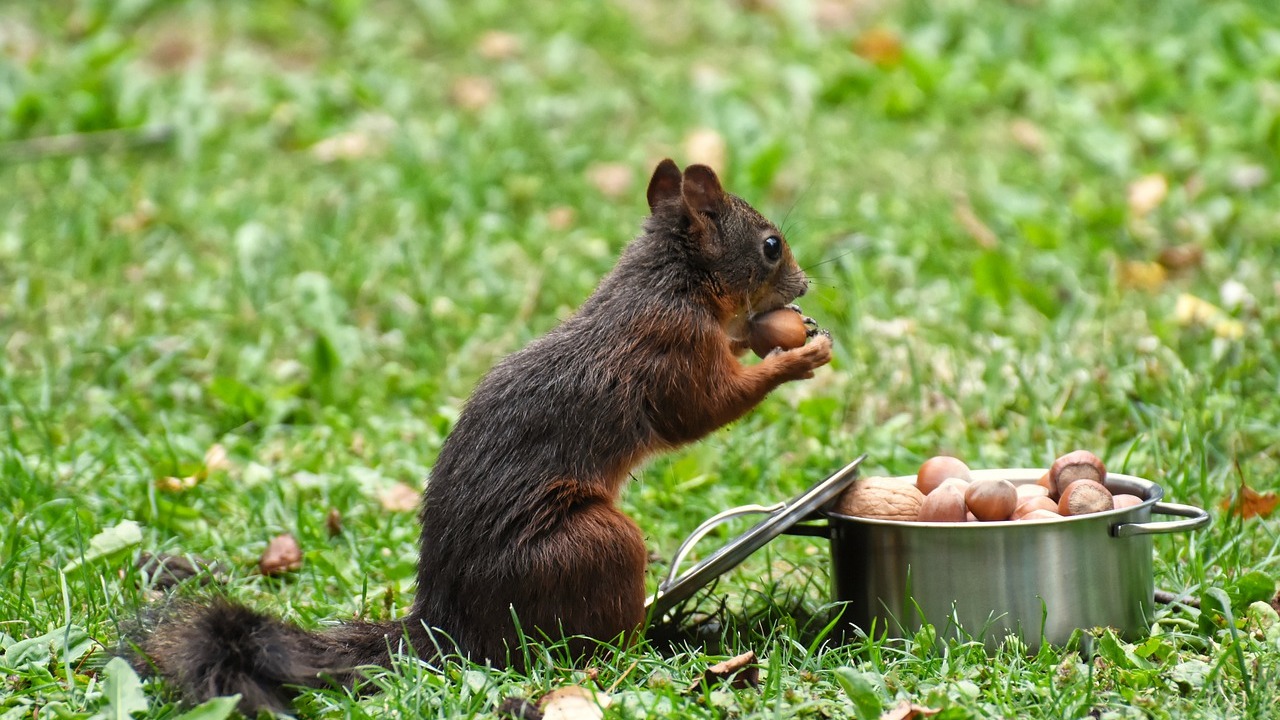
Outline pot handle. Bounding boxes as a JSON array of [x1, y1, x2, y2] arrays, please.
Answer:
[[659, 502, 785, 592], [1111, 501, 1212, 538]]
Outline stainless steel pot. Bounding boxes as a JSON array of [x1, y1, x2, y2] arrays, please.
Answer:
[[648, 463, 1210, 650]]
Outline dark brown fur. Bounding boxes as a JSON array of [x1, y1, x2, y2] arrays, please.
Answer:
[[136, 160, 832, 713]]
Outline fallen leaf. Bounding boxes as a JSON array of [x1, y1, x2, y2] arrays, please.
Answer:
[[881, 700, 942, 720], [259, 533, 303, 575], [63, 520, 143, 572], [450, 75, 497, 111], [1228, 164, 1268, 191], [477, 30, 521, 60], [952, 201, 997, 249], [1127, 174, 1168, 217], [683, 128, 727, 171], [853, 28, 903, 67], [311, 131, 384, 162], [379, 482, 421, 512], [158, 475, 199, 492], [545, 206, 576, 231], [1117, 260, 1167, 291], [497, 697, 543, 719], [136, 551, 221, 589], [1220, 483, 1279, 520], [538, 686, 609, 720], [1009, 119, 1045, 154], [1156, 243, 1204, 272], [325, 508, 343, 537], [586, 163, 634, 199], [204, 443, 231, 472], [686, 650, 760, 692]]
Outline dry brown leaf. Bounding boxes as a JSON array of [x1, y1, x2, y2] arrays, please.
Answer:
[[683, 128, 727, 172], [546, 206, 577, 231], [379, 482, 422, 512], [1220, 483, 1279, 520], [1117, 260, 1167, 292], [538, 686, 609, 720], [853, 28, 903, 67], [586, 163, 634, 199], [259, 533, 303, 575], [952, 201, 997, 249], [686, 650, 760, 692], [1009, 118, 1046, 154], [477, 30, 521, 60], [497, 697, 543, 719], [450, 75, 497, 111], [1157, 243, 1204, 273], [1127, 174, 1168, 217], [325, 508, 343, 537], [880, 700, 942, 720]]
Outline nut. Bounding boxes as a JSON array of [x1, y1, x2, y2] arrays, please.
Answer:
[[834, 476, 925, 521], [1011, 496, 1058, 519], [1016, 483, 1049, 501], [1037, 471, 1055, 498], [1057, 479, 1115, 516], [916, 456, 972, 495], [917, 486, 968, 522], [748, 309, 809, 358], [1112, 493, 1144, 509], [965, 478, 1018, 521], [1016, 508, 1062, 522], [1048, 450, 1107, 498], [936, 477, 971, 494]]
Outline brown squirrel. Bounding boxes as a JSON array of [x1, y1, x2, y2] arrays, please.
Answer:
[[138, 159, 832, 713]]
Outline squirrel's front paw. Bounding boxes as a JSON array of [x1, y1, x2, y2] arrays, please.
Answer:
[[770, 332, 832, 380]]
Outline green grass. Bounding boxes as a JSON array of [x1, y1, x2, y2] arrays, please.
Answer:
[[3, 0, 1280, 717]]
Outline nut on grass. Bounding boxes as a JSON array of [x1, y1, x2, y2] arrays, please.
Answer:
[[748, 308, 809, 358], [834, 477, 925, 521]]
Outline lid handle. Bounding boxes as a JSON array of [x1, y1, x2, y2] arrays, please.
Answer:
[[659, 502, 786, 592]]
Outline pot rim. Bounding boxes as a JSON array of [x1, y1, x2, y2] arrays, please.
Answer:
[[823, 468, 1163, 529]]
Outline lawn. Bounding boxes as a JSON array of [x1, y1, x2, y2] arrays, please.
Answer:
[[2, 0, 1279, 717]]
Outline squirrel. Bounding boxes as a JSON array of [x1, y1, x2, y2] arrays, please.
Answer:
[[136, 159, 833, 714]]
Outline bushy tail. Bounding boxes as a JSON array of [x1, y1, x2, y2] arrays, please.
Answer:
[[134, 599, 410, 714]]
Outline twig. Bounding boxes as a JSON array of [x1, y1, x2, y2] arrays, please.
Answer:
[[0, 125, 174, 163]]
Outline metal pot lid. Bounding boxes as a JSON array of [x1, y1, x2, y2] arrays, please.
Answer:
[[645, 454, 866, 619]]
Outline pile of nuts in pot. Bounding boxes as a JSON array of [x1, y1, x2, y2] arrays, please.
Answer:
[[834, 450, 1144, 523]]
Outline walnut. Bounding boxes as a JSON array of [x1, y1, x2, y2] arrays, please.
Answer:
[[832, 477, 925, 521]]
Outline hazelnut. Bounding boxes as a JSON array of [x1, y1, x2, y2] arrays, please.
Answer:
[[918, 486, 968, 522], [1112, 493, 1144, 509], [748, 309, 809, 358], [965, 478, 1018, 521], [834, 477, 925, 521], [936, 477, 971, 494], [965, 511, 979, 522], [1057, 479, 1114, 516], [1037, 471, 1055, 498], [1011, 496, 1058, 519], [916, 456, 972, 495], [1016, 483, 1049, 501], [1016, 508, 1062, 522], [1048, 450, 1107, 499]]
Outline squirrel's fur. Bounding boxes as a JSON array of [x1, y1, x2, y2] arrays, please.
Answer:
[[136, 159, 832, 713]]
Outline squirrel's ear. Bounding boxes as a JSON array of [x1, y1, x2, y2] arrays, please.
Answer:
[[646, 158, 683, 211], [680, 164, 726, 216]]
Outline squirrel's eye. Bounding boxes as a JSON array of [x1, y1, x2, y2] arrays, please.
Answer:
[[762, 236, 783, 262]]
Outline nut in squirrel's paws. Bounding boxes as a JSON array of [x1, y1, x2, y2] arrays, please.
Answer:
[[748, 308, 811, 359], [769, 332, 832, 380]]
